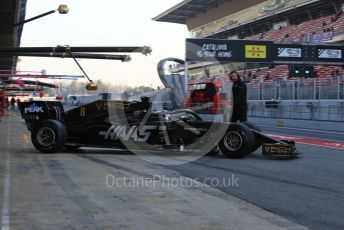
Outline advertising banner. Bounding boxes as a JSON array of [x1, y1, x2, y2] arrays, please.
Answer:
[[186, 38, 344, 64]]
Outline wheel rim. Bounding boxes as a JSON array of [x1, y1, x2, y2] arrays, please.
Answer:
[[37, 127, 56, 147], [223, 131, 243, 151]]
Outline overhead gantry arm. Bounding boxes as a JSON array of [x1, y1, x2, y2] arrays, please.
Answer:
[[0, 45, 152, 56]]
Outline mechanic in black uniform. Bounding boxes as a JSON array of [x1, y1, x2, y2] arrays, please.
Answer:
[[10, 97, 15, 111], [228, 71, 248, 122]]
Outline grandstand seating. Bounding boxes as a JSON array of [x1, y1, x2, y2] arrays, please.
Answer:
[[247, 12, 344, 42], [236, 13, 344, 81], [189, 13, 344, 84], [188, 65, 344, 85], [235, 65, 343, 82]]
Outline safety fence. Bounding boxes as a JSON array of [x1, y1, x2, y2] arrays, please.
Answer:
[[248, 101, 344, 122], [247, 76, 344, 101]]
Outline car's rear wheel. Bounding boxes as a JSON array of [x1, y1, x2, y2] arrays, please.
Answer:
[[219, 123, 255, 159], [31, 120, 67, 153], [242, 121, 262, 152]]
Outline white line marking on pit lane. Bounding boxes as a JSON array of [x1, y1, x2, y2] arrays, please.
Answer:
[[297, 143, 344, 150], [2, 119, 11, 230], [260, 125, 344, 135], [265, 132, 344, 144]]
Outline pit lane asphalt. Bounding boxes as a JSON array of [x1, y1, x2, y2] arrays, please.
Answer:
[[167, 128, 344, 230], [0, 113, 308, 230], [1, 113, 343, 230]]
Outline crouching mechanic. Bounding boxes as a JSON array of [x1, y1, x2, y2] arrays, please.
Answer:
[[228, 71, 248, 122]]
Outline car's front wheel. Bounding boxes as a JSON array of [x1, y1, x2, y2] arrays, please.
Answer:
[[219, 123, 255, 159], [31, 120, 67, 153]]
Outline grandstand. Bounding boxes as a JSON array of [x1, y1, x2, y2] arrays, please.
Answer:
[[154, 0, 344, 39], [154, 0, 344, 124], [154, 0, 344, 77], [154, 0, 344, 94]]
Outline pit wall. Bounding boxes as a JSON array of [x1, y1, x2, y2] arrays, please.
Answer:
[[248, 100, 344, 132]]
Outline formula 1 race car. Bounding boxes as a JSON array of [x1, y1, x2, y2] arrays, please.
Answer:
[[18, 97, 299, 159]]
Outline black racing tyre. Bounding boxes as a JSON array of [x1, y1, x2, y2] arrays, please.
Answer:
[[219, 123, 255, 159], [242, 121, 262, 152], [241, 121, 261, 132], [31, 120, 67, 153]]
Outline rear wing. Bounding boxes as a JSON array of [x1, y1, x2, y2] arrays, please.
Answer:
[[18, 101, 64, 121]]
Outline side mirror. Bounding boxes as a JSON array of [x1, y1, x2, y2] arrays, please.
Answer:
[[85, 82, 98, 91]]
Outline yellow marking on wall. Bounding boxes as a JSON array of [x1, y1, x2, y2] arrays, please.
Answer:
[[276, 119, 284, 127]]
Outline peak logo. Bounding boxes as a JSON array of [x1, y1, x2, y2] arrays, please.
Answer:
[[24, 103, 44, 114]]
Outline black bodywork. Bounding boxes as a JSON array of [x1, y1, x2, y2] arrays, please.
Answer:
[[18, 98, 300, 158], [19, 99, 217, 147]]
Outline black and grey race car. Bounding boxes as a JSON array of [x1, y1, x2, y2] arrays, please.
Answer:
[[18, 97, 299, 159]]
